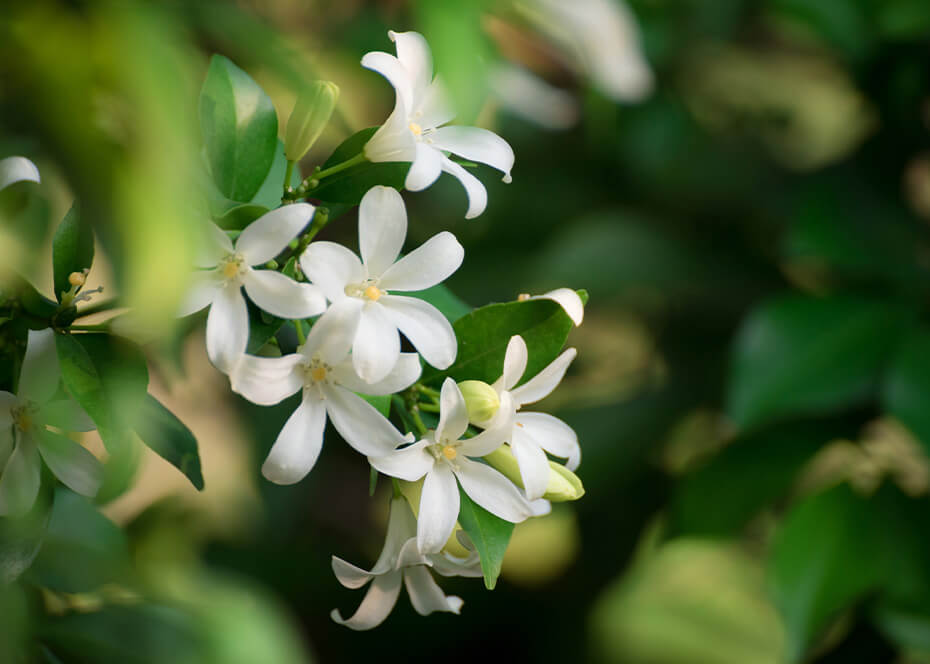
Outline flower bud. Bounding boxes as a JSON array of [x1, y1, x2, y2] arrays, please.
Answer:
[[458, 380, 500, 425], [484, 445, 585, 502], [285, 81, 340, 161]]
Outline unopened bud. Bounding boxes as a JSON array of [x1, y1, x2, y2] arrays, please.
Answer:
[[484, 444, 585, 502], [68, 271, 86, 287], [458, 380, 500, 425], [285, 81, 340, 161]]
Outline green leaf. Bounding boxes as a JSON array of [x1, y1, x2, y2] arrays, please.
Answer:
[[246, 300, 283, 354], [134, 394, 205, 491], [358, 393, 391, 418], [214, 203, 269, 231], [311, 127, 409, 205], [456, 488, 514, 590], [200, 55, 278, 202], [0, 476, 54, 584], [422, 290, 587, 385], [250, 139, 302, 209], [882, 326, 930, 457], [407, 284, 471, 323], [726, 295, 909, 430], [52, 202, 94, 302], [769, 485, 882, 662]]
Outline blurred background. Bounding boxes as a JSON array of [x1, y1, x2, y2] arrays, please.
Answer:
[[4, 0, 930, 662]]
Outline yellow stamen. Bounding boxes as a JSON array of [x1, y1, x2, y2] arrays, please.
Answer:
[[517, 293, 531, 302], [364, 285, 383, 301], [68, 271, 86, 287], [15, 412, 32, 432], [310, 367, 327, 382], [222, 261, 240, 279], [516, 422, 524, 428], [408, 122, 423, 136], [442, 445, 457, 460]]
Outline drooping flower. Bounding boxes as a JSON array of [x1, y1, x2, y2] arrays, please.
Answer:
[[300, 186, 462, 384], [229, 300, 418, 484], [362, 31, 515, 219], [331, 495, 481, 630], [179, 204, 326, 373], [369, 378, 532, 553], [0, 156, 40, 191], [0, 330, 101, 516]]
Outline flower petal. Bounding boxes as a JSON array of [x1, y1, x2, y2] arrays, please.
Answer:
[[510, 432, 550, 501], [300, 241, 365, 304], [324, 386, 409, 457], [531, 288, 584, 326], [19, 329, 59, 404], [404, 565, 463, 616], [303, 298, 362, 365], [0, 436, 40, 517], [516, 412, 581, 470], [230, 353, 304, 406], [332, 556, 376, 590], [361, 51, 414, 117], [455, 457, 531, 523], [458, 392, 514, 457], [389, 30, 433, 104], [428, 552, 483, 578], [262, 395, 327, 485], [430, 126, 514, 182], [0, 428, 12, 466], [510, 347, 577, 407], [379, 295, 457, 370], [352, 304, 401, 384], [359, 186, 407, 278], [236, 203, 315, 266], [0, 392, 15, 428], [330, 570, 403, 631], [437, 378, 469, 444], [494, 335, 528, 393], [368, 440, 434, 483], [416, 79, 455, 129], [178, 271, 222, 317], [0, 156, 40, 191], [417, 464, 460, 554], [379, 232, 464, 293], [363, 102, 418, 163], [331, 352, 421, 396], [243, 269, 326, 319], [404, 143, 442, 192], [529, 498, 552, 517], [39, 400, 95, 432], [205, 284, 249, 373], [371, 496, 420, 574], [439, 155, 487, 220], [36, 430, 102, 498], [194, 223, 234, 268]]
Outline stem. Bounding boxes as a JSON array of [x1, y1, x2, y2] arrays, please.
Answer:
[[283, 159, 296, 198], [74, 298, 120, 318], [409, 406, 428, 437], [294, 319, 306, 346], [68, 324, 109, 332], [418, 402, 441, 413], [415, 384, 441, 399], [313, 152, 365, 181]]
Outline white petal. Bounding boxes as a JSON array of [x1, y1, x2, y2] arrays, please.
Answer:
[[416, 79, 456, 129], [178, 271, 222, 317], [389, 30, 433, 104], [230, 353, 304, 406], [417, 464, 460, 554], [236, 203, 315, 266], [517, 412, 581, 470], [0, 428, 12, 466], [302, 298, 362, 366], [0, 436, 41, 517], [36, 430, 102, 498], [39, 400, 95, 432], [332, 556, 376, 590], [361, 51, 415, 117], [404, 143, 442, 192], [437, 378, 469, 444], [379, 232, 464, 293], [324, 386, 409, 457], [19, 329, 59, 404], [331, 352, 421, 396], [371, 496, 420, 573], [0, 392, 15, 428], [330, 570, 403, 631], [529, 498, 553, 517], [494, 335, 528, 393], [363, 103, 418, 163], [262, 395, 327, 485], [404, 566, 463, 616], [352, 304, 401, 384], [205, 284, 249, 374], [510, 347, 577, 407], [300, 241, 365, 304], [359, 186, 407, 278], [428, 552, 483, 578], [379, 295, 457, 370], [430, 126, 514, 182], [369, 440, 434, 482], [396, 537, 429, 568], [455, 457, 531, 523], [458, 392, 515, 457], [243, 269, 326, 319], [439, 155, 487, 220], [510, 433, 550, 501], [194, 223, 234, 268], [0, 156, 40, 190], [531, 288, 584, 326]]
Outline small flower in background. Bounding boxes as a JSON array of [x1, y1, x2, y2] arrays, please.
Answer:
[[301, 186, 462, 383], [179, 204, 326, 373], [362, 31, 515, 219]]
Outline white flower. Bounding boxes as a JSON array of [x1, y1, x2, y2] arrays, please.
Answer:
[[0, 330, 101, 516], [179, 204, 326, 373], [479, 335, 580, 500], [362, 31, 515, 219], [301, 186, 462, 384], [369, 378, 532, 553], [0, 156, 40, 191], [521, 288, 585, 326], [230, 300, 418, 485], [331, 496, 481, 631]]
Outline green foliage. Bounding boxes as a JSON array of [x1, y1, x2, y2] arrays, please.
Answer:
[[134, 395, 205, 491], [456, 489, 513, 590], [0, 477, 54, 584], [51, 203, 94, 302], [882, 327, 930, 457], [250, 140, 303, 209], [311, 128, 408, 205]]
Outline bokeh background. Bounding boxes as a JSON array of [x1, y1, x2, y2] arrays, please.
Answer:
[[4, 0, 930, 662]]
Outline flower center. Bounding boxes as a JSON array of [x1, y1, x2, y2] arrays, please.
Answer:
[[345, 279, 385, 302], [11, 404, 36, 433], [220, 254, 245, 282], [302, 356, 332, 388], [442, 445, 457, 460], [408, 122, 423, 136], [310, 366, 327, 382]]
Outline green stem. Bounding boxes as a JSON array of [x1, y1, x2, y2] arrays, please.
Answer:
[[74, 298, 119, 318], [418, 402, 441, 413], [415, 384, 441, 399], [294, 319, 306, 346], [283, 159, 296, 198], [409, 407, 428, 437], [313, 152, 365, 181], [68, 323, 109, 332]]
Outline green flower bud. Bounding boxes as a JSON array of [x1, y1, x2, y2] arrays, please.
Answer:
[[458, 380, 500, 425], [285, 81, 340, 161], [484, 444, 585, 502]]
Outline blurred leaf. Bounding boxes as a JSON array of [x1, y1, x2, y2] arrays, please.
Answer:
[[769, 0, 872, 61], [726, 295, 909, 429], [407, 284, 472, 323], [421, 291, 587, 385], [770, 484, 882, 662], [51, 202, 94, 303], [134, 394, 204, 491], [0, 188, 51, 278], [246, 300, 283, 354], [456, 488, 513, 590], [0, 583, 29, 662], [11, 274, 57, 326], [250, 140, 302, 209], [311, 128, 408, 205], [200, 55, 278, 202], [0, 476, 54, 584], [882, 327, 930, 457]]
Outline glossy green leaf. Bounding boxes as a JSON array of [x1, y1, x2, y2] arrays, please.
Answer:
[[882, 326, 930, 457], [310, 127, 409, 205], [215, 203, 269, 231], [422, 290, 587, 385], [407, 284, 472, 323], [200, 55, 278, 202], [250, 139, 302, 209], [134, 394, 204, 490], [456, 488, 513, 590], [52, 202, 94, 302], [726, 295, 909, 430]]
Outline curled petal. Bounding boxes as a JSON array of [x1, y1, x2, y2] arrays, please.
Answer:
[[389, 30, 433, 104], [331, 352, 421, 396], [332, 556, 376, 590], [516, 412, 581, 470], [0, 436, 41, 517], [236, 204, 315, 266], [404, 143, 442, 192], [455, 457, 531, 523], [361, 51, 414, 117], [437, 378, 469, 444], [262, 396, 327, 485], [205, 284, 249, 374], [243, 269, 326, 319], [0, 156, 40, 191], [379, 295, 456, 370], [530, 288, 584, 326], [324, 386, 409, 457], [417, 464, 460, 554], [36, 430, 102, 498], [359, 186, 407, 278], [370, 496, 420, 574], [352, 304, 401, 385], [430, 126, 514, 183], [378, 232, 464, 293], [495, 335, 528, 393], [510, 348, 577, 407], [300, 241, 365, 304], [330, 570, 403, 631], [404, 566, 463, 616], [510, 432, 550, 501], [368, 440, 434, 483], [230, 353, 304, 406], [439, 156, 487, 220]]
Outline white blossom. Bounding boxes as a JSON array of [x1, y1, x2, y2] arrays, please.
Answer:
[[0, 156, 40, 191], [301, 186, 462, 384], [362, 31, 515, 219], [523, 288, 585, 326]]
